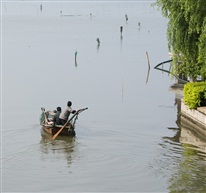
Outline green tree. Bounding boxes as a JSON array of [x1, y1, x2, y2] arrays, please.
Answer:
[[154, 0, 206, 81]]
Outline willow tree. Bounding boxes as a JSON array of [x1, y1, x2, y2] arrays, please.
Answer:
[[155, 0, 206, 81]]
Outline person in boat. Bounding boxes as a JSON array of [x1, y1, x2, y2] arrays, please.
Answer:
[[53, 106, 62, 125], [59, 101, 76, 125]]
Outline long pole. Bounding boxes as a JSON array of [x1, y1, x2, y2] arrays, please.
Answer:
[[52, 107, 88, 140], [146, 51, 150, 69]]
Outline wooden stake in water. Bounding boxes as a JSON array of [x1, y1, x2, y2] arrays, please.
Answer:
[[120, 26, 123, 35], [75, 51, 78, 67], [146, 51, 150, 69], [96, 38, 100, 51], [120, 26, 123, 40], [145, 52, 151, 83], [138, 22, 141, 30], [96, 38, 100, 45], [125, 14, 128, 23], [75, 51, 78, 59], [146, 68, 150, 84]]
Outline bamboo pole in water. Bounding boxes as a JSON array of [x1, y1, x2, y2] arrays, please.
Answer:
[[146, 51, 150, 69]]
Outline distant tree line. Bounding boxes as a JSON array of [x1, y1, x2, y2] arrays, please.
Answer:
[[154, 0, 206, 81]]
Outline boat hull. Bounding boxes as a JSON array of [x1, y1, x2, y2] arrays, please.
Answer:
[[42, 124, 76, 137]]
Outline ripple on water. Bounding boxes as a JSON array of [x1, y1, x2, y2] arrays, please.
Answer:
[[71, 126, 155, 182]]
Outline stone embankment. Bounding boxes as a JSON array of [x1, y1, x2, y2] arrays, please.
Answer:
[[181, 100, 206, 136], [170, 83, 206, 153]]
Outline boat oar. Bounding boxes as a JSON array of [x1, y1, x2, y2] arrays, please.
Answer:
[[52, 107, 88, 140]]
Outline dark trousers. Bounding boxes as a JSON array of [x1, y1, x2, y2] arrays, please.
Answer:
[[60, 119, 67, 125]]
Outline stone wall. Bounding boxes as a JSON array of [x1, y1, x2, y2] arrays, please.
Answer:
[[181, 100, 206, 137]]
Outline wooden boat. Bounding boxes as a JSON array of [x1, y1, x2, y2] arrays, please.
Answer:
[[40, 107, 88, 137], [42, 122, 76, 136]]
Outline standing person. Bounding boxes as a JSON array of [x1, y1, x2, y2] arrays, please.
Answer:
[[59, 101, 76, 125], [53, 106, 62, 125]]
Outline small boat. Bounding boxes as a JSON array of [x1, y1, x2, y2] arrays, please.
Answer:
[[40, 107, 88, 137]]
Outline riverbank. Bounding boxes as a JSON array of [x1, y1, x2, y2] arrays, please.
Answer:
[[171, 83, 206, 137]]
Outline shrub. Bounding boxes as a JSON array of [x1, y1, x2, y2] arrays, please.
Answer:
[[183, 82, 206, 109]]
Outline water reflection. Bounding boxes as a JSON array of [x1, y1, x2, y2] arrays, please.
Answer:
[[120, 35, 123, 53], [96, 43, 100, 52], [122, 79, 124, 103], [75, 59, 78, 68], [162, 91, 206, 192], [180, 118, 206, 155], [162, 127, 181, 144], [39, 129, 76, 167], [120, 35, 123, 42], [168, 143, 206, 193]]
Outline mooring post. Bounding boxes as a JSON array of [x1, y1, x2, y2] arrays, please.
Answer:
[[120, 26, 123, 36], [96, 38, 100, 45], [75, 51, 78, 61], [125, 14, 128, 23], [74, 51, 78, 67], [138, 22, 141, 30]]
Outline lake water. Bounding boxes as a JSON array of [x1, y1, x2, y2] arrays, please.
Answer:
[[2, 1, 206, 192]]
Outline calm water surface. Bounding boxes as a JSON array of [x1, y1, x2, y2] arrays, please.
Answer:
[[2, 1, 206, 192]]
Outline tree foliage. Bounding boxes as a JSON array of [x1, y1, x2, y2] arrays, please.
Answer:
[[154, 0, 206, 80], [183, 82, 206, 109]]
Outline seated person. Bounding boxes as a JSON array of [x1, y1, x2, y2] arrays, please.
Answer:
[[53, 106, 62, 125]]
